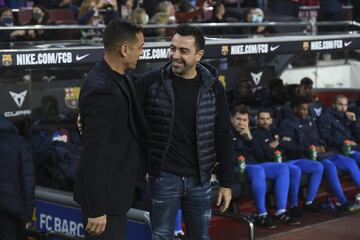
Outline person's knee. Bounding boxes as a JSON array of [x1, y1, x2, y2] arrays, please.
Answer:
[[313, 161, 324, 174], [321, 159, 336, 172], [277, 163, 290, 175], [289, 165, 301, 179], [246, 165, 265, 179]]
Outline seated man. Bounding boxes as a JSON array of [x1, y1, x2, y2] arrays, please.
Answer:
[[253, 109, 324, 218], [231, 105, 300, 228], [319, 95, 360, 165], [279, 96, 360, 211]]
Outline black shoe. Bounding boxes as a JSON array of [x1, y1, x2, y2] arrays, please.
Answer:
[[255, 215, 276, 229], [288, 206, 302, 219], [337, 201, 360, 212], [304, 202, 325, 212], [274, 212, 301, 225]]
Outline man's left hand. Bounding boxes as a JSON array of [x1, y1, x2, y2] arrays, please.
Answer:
[[217, 187, 232, 213]]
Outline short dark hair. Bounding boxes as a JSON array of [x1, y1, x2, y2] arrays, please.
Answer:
[[257, 108, 273, 118], [291, 95, 311, 109], [334, 95, 347, 104], [268, 78, 284, 91], [232, 105, 249, 116], [300, 77, 313, 87], [0, 7, 11, 17], [173, 23, 205, 51], [103, 18, 143, 51]]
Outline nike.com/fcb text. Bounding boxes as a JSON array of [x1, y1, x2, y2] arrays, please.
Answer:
[[16, 52, 73, 65]]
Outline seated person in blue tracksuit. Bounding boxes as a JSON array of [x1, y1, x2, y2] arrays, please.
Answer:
[[319, 95, 360, 166], [279, 96, 360, 211], [231, 105, 300, 228], [253, 109, 324, 218]]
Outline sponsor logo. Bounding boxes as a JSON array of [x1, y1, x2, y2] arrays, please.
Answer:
[[230, 44, 268, 55], [140, 48, 170, 60], [314, 107, 322, 117], [310, 40, 343, 50], [221, 46, 229, 56], [64, 87, 80, 109], [270, 45, 280, 51], [218, 75, 226, 87], [2, 54, 13, 66], [4, 110, 31, 117], [76, 53, 90, 61], [39, 213, 83, 236], [344, 41, 352, 47], [9, 90, 27, 108], [16, 52, 72, 66], [303, 41, 310, 51], [250, 72, 263, 86]]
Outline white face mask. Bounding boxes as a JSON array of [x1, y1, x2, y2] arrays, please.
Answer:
[[251, 15, 263, 23]]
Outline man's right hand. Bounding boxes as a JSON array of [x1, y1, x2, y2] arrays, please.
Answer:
[[269, 140, 279, 149], [86, 215, 107, 236], [239, 127, 252, 140], [316, 146, 326, 154]]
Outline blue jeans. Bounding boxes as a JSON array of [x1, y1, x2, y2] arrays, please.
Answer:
[[149, 172, 212, 240]]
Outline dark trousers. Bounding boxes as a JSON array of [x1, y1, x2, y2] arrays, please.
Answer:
[[0, 210, 25, 240], [82, 211, 127, 240]]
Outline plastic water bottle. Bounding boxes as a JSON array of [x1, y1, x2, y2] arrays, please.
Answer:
[[236, 155, 246, 183], [309, 145, 317, 161], [274, 150, 282, 163], [343, 140, 352, 156]]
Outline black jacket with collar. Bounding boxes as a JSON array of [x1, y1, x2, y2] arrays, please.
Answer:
[[319, 108, 360, 151], [135, 62, 234, 187], [74, 59, 148, 217], [279, 110, 326, 159]]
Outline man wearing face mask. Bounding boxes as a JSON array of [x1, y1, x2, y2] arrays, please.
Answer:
[[244, 8, 275, 35], [23, 4, 56, 41], [0, 7, 26, 43]]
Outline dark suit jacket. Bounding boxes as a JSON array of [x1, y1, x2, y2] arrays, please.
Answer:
[[74, 59, 148, 217]]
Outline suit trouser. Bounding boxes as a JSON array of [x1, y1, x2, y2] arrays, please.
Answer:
[[82, 211, 126, 240], [0, 210, 25, 240]]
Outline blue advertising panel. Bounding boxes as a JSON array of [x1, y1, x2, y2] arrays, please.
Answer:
[[33, 200, 151, 239]]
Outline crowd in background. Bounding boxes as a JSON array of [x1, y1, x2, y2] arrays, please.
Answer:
[[0, 0, 360, 42]]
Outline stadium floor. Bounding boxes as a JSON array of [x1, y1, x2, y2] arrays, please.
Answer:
[[210, 211, 360, 240]]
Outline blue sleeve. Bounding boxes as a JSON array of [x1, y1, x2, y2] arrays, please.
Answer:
[[318, 114, 344, 148], [279, 119, 307, 156], [249, 137, 265, 162], [253, 132, 273, 161]]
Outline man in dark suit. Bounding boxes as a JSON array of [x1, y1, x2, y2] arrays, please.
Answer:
[[74, 18, 147, 239]]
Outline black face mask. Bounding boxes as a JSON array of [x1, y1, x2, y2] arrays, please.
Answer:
[[32, 12, 43, 22]]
